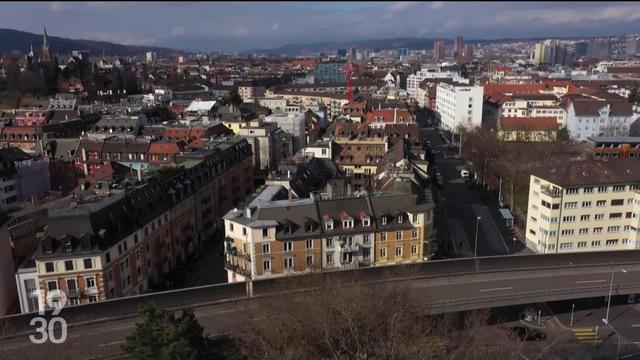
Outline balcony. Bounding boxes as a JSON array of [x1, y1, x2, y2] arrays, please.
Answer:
[[83, 287, 98, 296], [341, 244, 359, 253], [224, 260, 251, 278], [540, 185, 562, 198]]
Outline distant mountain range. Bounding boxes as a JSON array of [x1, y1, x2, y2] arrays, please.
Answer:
[[0, 28, 182, 57], [239, 36, 608, 56]]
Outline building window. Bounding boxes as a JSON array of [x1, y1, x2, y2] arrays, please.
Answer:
[[609, 213, 622, 219], [381, 216, 388, 225], [284, 241, 293, 252], [560, 242, 573, 249], [85, 277, 96, 289], [263, 228, 269, 237], [343, 219, 354, 228], [88, 296, 98, 303], [45, 262, 55, 273], [305, 239, 313, 250], [326, 220, 334, 230], [577, 241, 587, 248], [561, 229, 574, 236], [381, 232, 387, 241], [398, 214, 404, 224], [566, 188, 579, 195], [262, 243, 270, 254], [47, 281, 58, 291], [396, 231, 403, 240], [411, 244, 418, 254], [229, 223, 234, 232], [595, 214, 604, 220], [306, 255, 313, 267], [591, 240, 601, 247], [395, 246, 403, 256], [612, 185, 626, 192], [242, 227, 247, 235], [583, 187, 593, 194], [284, 257, 293, 270], [593, 227, 603, 234], [580, 215, 590, 221], [579, 228, 589, 235], [596, 200, 606, 207], [326, 238, 333, 247], [412, 214, 419, 223], [606, 239, 619, 246], [611, 199, 624, 206], [412, 229, 418, 239], [562, 216, 575, 223], [380, 247, 387, 258], [263, 259, 271, 272], [326, 253, 334, 264], [598, 186, 608, 193], [564, 202, 577, 209], [66, 279, 77, 294], [582, 201, 591, 208], [64, 260, 74, 271], [608, 226, 620, 233], [363, 217, 371, 227]]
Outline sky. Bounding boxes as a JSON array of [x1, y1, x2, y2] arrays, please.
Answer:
[[1, 2, 640, 52]]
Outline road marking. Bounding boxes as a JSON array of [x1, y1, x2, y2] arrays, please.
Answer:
[[479, 286, 513, 292], [98, 340, 125, 347], [575, 279, 606, 284]]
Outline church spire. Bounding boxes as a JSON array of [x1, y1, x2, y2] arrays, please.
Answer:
[[43, 25, 48, 46]]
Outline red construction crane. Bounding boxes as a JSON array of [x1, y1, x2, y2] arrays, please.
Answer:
[[341, 58, 354, 102]]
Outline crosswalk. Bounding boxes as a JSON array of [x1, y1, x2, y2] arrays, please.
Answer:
[[572, 327, 601, 344]]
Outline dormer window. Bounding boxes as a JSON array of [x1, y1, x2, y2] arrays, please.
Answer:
[[64, 240, 73, 253], [305, 223, 313, 232], [398, 214, 404, 224], [326, 219, 334, 230], [381, 216, 388, 225], [343, 219, 354, 229], [363, 217, 371, 227]]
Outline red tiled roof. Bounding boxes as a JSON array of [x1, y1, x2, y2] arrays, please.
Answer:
[[606, 67, 640, 74], [148, 141, 186, 154], [1, 126, 37, 135], [339, 211, 351, 221], [365, 109, 413, 123], [499, 117, 558, 131]]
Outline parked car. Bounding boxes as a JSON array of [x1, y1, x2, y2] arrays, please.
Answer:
[[460, 169, 470, 178]]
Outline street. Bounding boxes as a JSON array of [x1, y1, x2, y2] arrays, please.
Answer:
[[417, 108, 516, 258]]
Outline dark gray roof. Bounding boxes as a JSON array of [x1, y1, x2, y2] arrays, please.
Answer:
[[317, 197, 373, 236], [530, 159, 640, 187], [255, 202, 321, 240]]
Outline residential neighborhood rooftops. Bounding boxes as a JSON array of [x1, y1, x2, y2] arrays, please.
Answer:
[[531, 159, 640, 187]]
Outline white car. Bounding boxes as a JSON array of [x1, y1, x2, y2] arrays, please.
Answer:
[[460, 170, 470, 178]]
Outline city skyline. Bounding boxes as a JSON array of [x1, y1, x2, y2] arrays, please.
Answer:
[[0, 2, 639, 52]]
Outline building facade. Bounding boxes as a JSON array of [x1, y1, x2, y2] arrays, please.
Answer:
[[525, 160, 640, 254], [224, 185, 435, 283], [435, 80, 484, 132]]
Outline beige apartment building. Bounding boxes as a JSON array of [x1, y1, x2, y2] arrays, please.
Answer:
[[525, 159, 640, 254], [224, 183, 435, 283]]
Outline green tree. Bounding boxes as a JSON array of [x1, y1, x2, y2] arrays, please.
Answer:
[[124, 302, 238, 360], [227, 89, 243, 107]]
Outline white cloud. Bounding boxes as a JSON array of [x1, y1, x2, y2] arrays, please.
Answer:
[[49, 2, 71, 11], [271, 22, 280, 31], [431, 2, 444, 9], [171, 26, 185, 36]]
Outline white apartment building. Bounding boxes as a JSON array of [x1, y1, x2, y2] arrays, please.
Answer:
[[435, 80, 484, 132], [265, 110, 307, 153], [501, 94, 567, 128], [406, 64, 458, 103], [525, 160, 640, 254], [566, 97, 636, 141]]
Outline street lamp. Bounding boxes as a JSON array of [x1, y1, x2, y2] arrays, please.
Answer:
[[601, 318, 621, 360], [605, 269, 627, 324], [474, 216, 482, 258]]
